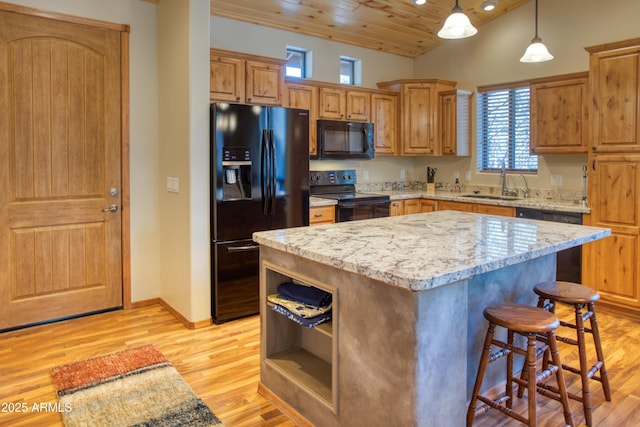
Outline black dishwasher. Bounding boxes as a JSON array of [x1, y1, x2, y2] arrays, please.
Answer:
[[515, 207, 582, 283]]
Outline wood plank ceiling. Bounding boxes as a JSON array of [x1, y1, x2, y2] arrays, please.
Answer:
[[210, 0, 530, 58]]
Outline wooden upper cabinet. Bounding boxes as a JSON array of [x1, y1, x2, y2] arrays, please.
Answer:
[[403, 83, 436, 154], [439, 90, 471, 156], [318, 87, 372, 121], [210, 49, 285, 105], [530, 72, 589, 154], [245, 60, 284, 105], [210, 53, 245, 103], [318, 87, 346, 119], [378, 79, 456, 156], [286, 83, 318, 156], [371, 92, 398, 156], [346, 90, 371, 121], [586, 39, 640, 152]]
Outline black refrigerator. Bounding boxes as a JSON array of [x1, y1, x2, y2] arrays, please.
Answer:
[[210, 103, 310, 323]]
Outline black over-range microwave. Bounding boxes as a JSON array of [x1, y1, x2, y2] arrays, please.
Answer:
[[313, 119, 374, 160]]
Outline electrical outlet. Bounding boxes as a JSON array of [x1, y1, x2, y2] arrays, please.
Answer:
[[453, 170, 459, 180], [465, 171, 472, 182], [363, 170, 369, 181], [550, 175, 563, 186], [400, 169, 406, 180]]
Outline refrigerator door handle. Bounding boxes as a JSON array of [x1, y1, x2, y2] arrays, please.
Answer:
[[269, 129, 276, 215], [261, 129, 270, 215]]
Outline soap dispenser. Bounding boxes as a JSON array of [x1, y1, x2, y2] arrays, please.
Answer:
[[454, 178, 461, 193]]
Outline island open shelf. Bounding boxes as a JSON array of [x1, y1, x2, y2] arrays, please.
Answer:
[[261, 261, 337, 411]]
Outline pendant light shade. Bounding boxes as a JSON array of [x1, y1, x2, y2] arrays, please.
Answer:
[[520, 0, 553, 63], [438, 0, 478, 39]]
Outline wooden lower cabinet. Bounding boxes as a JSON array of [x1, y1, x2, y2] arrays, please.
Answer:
[[390, 200, 404, 216], [583, 153, 640, 314], [391, 199, 437, 216], [310, 206, 335, 225], [437, 200, 475, 212], [475, 204, 515, 217], [437, 200, 515, 217]]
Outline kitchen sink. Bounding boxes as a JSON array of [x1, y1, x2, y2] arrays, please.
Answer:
[[460, 194, 521, 201]]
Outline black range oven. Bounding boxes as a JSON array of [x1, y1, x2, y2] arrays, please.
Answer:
[[310, 170, 390, 222]]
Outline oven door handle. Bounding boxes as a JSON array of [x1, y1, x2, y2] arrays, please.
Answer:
[[227, 244, 260, 253], [339, 199, 390, 208]]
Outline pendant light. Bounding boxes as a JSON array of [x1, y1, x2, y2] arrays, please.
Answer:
[[437, 0, 478, 39], [520, 0, 553, 63]]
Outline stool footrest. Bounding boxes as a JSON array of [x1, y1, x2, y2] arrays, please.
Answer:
[[476, 395, 528, 425], [588, 361, 604, 379], [556, 334, 579, 346], [537, 381, 584, 404], [559, 319, 594, 334], [487, 347, 511, 363]]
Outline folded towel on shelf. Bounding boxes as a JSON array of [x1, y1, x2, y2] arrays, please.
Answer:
[[267, 293, 332, 318], [270, 303, 332, 329], [277, 282, 332, 307]]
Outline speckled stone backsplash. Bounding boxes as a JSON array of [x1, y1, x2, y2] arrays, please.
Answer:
[[357, 181, 585, 203]]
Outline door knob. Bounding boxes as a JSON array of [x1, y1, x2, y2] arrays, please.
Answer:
[[102, 204, 118, 212]]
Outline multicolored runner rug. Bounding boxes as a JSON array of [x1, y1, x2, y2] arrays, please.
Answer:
[[51, 344, 224, 426]]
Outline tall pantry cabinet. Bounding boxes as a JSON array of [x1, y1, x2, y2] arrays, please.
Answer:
[[583, 38, 640, 317]]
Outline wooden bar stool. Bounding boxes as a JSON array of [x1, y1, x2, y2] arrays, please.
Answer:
[[533, 281, 612, 426], [467, 304, 575, 427]]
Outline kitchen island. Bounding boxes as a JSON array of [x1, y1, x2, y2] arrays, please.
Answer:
[[252, 211, 609, 427]]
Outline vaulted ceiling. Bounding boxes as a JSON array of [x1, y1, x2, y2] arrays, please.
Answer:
[[210, 0, 530, 58]]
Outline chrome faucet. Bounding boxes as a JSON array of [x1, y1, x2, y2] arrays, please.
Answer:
[[500, 163, 518, 197], [520, 174, 530, 198]]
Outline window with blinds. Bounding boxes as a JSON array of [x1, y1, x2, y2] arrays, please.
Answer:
[[476, 85, 537, 172]]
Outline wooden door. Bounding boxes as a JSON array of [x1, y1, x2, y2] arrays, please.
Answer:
[[0, 9, 125, 329]]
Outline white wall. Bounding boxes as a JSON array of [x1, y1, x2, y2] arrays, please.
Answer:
[[412, 0, 640, 195], [210, 16, 414, 88], [156, 0, 210, 322], [6, 0, 163, 303]]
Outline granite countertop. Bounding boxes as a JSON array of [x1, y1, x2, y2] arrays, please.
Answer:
[[310, 196, 338, 207], [310, 190, 588, 213], [377, 190, 590, 213], [253, 211, 609, 292]]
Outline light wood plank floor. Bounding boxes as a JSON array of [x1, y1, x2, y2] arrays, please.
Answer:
[[0, 303, 638, 426]]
